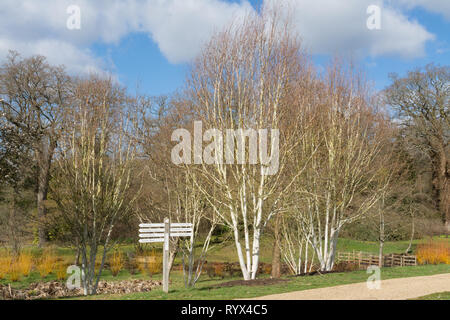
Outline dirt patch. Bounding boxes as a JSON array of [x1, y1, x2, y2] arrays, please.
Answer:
[[214, 278, 290, 288], [290, 270, 336, 277], [1, 279, 161, 300]]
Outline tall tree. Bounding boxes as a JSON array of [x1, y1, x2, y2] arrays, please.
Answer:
[[385, 64, 449, 232], [292, 62, 394, 271], [0, 51, 71, 246], [185, 8, 307, 280], [0, 115, 35, 253], [51, 77, 138, 295]]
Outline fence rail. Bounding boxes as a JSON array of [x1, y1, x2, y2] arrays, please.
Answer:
[[336, 251, 417, 268]]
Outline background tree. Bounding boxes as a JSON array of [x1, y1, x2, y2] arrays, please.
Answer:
[[385, 65, 449, 232], [0, 115, 35, 253], [0, 51, 71, 246]]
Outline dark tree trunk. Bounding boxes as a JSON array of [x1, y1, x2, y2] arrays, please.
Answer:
[[36, 137, 57, 247], [9, 190, 20, 256], [429, 145, 449, 234]]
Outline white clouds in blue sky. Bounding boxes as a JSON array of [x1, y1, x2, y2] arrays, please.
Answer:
[[0, 0, 447, 75], [273, 0, 435, 58], [395, 0, 450, 20], [0, 0, 253, 73]]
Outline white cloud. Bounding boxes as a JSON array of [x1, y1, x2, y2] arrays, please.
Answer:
[[138, 0, 254, 63], [0, 0, 253, 72], [0, 37, 108, 75], [270, 0, 435, 59], [0, 0, 438, 75]]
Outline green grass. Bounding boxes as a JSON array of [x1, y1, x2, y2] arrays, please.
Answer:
[[411, 292, 450, 300], [73, 264, 450, 300], [336, 238, 418, 255], [2, 236, 448, 299]]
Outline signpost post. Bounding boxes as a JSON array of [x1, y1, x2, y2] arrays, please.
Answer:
[[163, 218, 170, 293], [139, 218, 193, 293]]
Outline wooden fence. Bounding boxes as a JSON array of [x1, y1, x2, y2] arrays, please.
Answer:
[[336, 251, 417, 268]]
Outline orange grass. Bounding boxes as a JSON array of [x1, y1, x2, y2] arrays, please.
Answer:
[[137, 249, 162, 276], [147, 250, 162, 275], [0, 253, 12, 280], [17, 251, 33, 277], [36, 249, 57, 278], [416, 239, 450, 265], [55, 262, 68, 280], [9, 261, 21, 282], [109, 251, 124, 277]]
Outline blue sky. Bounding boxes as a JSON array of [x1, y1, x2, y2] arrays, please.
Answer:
[[1, 0, 449, 95], [361, 6, 450, 90]]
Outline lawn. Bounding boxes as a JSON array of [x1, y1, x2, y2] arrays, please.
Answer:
[[2, 236, 448, 299], [412, 291, 450, 300], [73, 264, 450, 300]]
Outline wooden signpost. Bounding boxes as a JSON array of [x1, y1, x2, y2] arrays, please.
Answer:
[[139, 218, 193, 293]]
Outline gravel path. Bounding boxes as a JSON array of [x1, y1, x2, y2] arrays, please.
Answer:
[[250, 273, 450, 300]]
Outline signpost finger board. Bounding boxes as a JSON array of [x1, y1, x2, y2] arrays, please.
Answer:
[[138, 218, 193, 293]]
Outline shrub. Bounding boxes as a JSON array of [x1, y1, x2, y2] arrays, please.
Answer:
[[416, 239, 450, 265], [55, 262, 67, 280], [136, 258, 147, 275], [262, 263, 272, 275], [205, 263, 215, 278], [36, 249, 57, 278], [333, 262, 360, 272], [9, 262, 21, 282], [17, 251, 33, 277], [136, 249, 163, 277], [147, 250, 163, 276], [214, 263, 225, 279], [0, 253, 12, 280], [109, 251, 124, 277], [124, 253, 138, 275]]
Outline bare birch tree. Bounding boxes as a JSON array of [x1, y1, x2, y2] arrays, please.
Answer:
[[280, 212, 315, 275], [184, 9, 307, 280], [292, 62, 394, 271], [51, 77, 138, 295]]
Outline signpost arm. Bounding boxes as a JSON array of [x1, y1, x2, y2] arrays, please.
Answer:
[[163, 217, 170, 293], [139, 220, 193, 294]]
